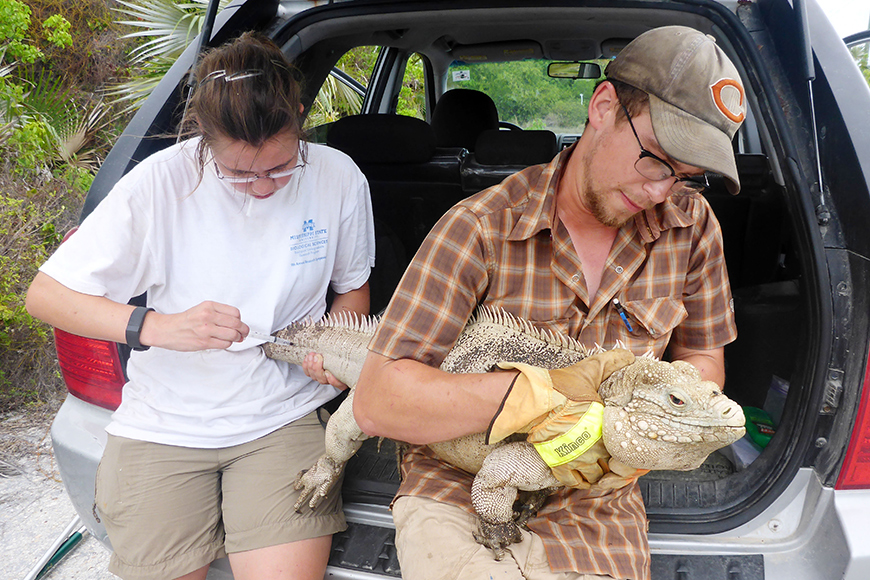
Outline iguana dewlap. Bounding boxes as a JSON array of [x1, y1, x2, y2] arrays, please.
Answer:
[[263, 307, 746, 557]]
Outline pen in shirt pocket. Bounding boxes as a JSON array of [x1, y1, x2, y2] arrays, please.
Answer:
[[612, 298, 634, 332]]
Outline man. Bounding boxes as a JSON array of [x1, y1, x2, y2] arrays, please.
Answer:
[[354, 25, 745, 580]]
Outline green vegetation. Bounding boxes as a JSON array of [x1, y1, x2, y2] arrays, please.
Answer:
[[307, 48, 597, 135], [110, 0, 232, 109], [0, 0, 134, 411], [398, 53, 426, 119], [849, 40, 870, 87], [306, 46, 426, 128], [306, 46, 378, 129], [446, 59, 608, 133], [0, 0, 267, 411]]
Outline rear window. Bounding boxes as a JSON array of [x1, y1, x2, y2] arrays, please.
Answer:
[[445, 59, 609, 134]]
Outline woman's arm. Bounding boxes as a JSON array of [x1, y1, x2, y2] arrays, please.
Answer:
[[26, 272, 249, 351], [329, 281, 370, 317]]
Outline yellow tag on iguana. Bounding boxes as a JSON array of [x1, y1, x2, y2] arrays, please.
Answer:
[[532, 402, 605, 467]]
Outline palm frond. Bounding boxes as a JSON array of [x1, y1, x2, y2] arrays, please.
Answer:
[[308, 73, 363, 126], [0, 120, 15, 147], [107, 0, 231, 108], [103, 56, 178, 112], [114, 0, 231, 64], [55, 100, 116, 169], [18, 71, 74, 129], [0, 62, 20, 123]]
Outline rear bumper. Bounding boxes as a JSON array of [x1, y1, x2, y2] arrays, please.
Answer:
[[647, 468, 870, 580], [50, 394, 110, 545], [51, 394, 870, 579]]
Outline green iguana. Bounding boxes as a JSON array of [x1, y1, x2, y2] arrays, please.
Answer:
[[263, 306, 746, 557]]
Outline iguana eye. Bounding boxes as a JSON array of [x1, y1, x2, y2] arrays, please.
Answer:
[[669, 393, 685, 407]]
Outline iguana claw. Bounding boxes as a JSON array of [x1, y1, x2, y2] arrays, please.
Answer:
[[473, 519, 523, 560], [293, 455, 342, 511], [513, 489, 552, 529]]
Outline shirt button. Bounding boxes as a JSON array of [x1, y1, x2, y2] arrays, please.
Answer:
[[615, 265, 624, 274], [572, 274, 581, 282]]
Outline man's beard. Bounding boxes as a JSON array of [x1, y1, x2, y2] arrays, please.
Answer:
[[581, 148, 634, 229]]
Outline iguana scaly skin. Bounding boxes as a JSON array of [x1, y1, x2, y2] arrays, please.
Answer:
[[264, 307, 745, 557]]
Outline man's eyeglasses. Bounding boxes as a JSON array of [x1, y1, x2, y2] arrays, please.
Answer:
[[621, 104, 709, 196], [213, 160, 304, 184]]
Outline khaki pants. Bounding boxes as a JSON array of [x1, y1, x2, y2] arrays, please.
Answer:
[[392, 496, 613, 580], [96, 412, 345, 580]]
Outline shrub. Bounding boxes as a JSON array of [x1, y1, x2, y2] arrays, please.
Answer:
[[0, 0, 130, 411], [0, 175, 82, 410]]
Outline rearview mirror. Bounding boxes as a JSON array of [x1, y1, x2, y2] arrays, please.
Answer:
[[547, 61, 603, 80]]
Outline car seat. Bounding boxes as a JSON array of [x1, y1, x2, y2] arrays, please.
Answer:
[[431, 88, 499, 151]]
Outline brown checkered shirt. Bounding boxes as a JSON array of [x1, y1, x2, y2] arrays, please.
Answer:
[[369, 146, 737, 580]]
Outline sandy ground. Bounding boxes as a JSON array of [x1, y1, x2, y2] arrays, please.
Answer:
[[0, 408, 115, 580], [0, 406, 233, 580]]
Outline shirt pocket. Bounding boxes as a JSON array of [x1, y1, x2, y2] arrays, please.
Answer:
[[614, 296, 688, 346]]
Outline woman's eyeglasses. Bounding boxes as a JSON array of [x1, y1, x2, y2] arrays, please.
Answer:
[[213, 161, 304, 184], [621, 104, 710, 196]]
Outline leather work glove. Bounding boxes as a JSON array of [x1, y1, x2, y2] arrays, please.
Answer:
[[526, 398, 649, 489], [486, 349, 635, 445]]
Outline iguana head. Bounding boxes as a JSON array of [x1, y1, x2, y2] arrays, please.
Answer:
[[599, 357, 746, 471]]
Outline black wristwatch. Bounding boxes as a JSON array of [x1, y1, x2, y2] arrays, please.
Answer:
[[125, 306, 154, 351]]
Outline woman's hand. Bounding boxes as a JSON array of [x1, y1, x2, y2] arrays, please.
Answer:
[[140, 301, 249, 351], [301, 352, 349, 390]]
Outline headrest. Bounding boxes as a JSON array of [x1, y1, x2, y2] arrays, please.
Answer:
[[327, 114, 436, 164], [474, 129, 558, 166], [431, 89, 499, 150]]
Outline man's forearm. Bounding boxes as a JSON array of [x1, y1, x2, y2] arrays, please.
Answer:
[[353, 351, 514, 444]]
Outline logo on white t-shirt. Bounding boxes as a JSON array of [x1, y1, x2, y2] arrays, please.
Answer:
[[289, 218, 329, 266]]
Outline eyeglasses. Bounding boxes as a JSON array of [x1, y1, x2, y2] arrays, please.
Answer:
[[213, 160, 304, 184], [621, 104, 709, 196], [199, 69, 264, 86]]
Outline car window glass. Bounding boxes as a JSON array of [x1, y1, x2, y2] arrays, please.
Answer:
[[445, 59, 609, 134], [845, 32, 870, 87], [305, 45, 379, 138], [398, 52, 426, 119]]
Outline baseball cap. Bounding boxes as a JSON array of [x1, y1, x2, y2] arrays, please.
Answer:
[[605, 26, 746, 194]]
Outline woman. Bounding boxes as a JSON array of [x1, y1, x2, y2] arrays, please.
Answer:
[[26, 32, 375, 580]]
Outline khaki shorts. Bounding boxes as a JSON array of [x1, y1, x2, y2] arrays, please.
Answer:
[[95, 411, 345, 580], [392, 496, 610, 580]]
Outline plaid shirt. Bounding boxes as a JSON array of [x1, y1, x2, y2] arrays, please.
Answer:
[[369, 146, 737, 580]]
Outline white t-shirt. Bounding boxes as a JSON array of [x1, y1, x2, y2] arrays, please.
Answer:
[[40, 138, 376, 448]]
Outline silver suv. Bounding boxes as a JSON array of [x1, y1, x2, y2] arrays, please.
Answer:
[[50, 1, 870, 578]]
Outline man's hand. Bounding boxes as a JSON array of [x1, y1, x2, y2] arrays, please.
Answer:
[[526, 398, 649, 489], [487, 349, 636, 444], [139, 301, 249, 351]]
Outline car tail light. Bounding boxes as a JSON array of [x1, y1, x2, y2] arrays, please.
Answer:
[[836, 342, 870, 489], [53, 328, 125, 410], [49, 226, 125, 410]]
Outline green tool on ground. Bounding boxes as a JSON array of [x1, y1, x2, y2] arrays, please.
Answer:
[[24, 515, 87, 580]]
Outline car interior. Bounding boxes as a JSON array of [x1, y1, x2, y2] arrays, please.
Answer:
[[263, 4, 808, 528]]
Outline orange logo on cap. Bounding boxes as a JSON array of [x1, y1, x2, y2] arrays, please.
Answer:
[[711, 79, 745, 123]]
